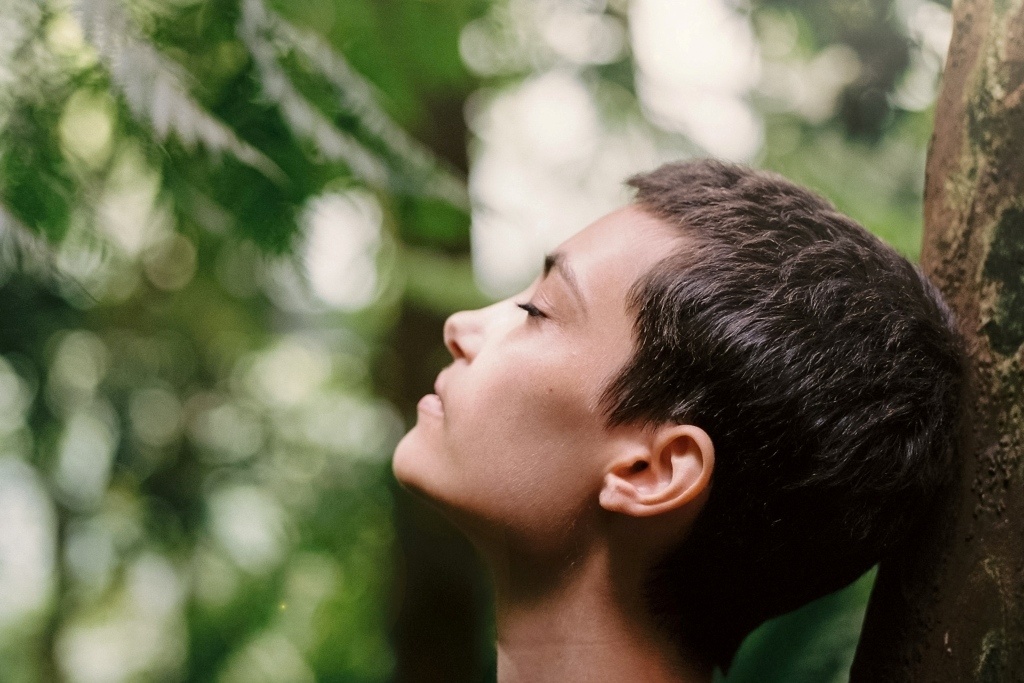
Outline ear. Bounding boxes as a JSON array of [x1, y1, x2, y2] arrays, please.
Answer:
[[599, 424, 714, 518]]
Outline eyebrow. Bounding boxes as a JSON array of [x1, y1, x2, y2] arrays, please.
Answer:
[[543, 250, 588, 318]]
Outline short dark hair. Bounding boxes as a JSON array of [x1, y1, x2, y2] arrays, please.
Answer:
[[600, 159, 966, 674]]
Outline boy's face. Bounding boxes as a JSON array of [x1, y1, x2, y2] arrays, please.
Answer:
[[392, 205, 682, 550]]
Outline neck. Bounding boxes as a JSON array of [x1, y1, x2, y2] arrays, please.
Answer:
[[486, 545, 713, 683]]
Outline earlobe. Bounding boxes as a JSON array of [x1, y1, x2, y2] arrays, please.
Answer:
[[599, 424, 714, 518]]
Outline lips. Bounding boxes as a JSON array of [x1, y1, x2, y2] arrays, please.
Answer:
[[433, 370, 449, 405], [417, 393, 444, 417], [412, 371, 447, 418]]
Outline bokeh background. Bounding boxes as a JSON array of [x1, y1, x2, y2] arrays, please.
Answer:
[[0, 0, 952, 680]]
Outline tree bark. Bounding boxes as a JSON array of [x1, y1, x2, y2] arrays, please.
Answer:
[[851, 0, 1024, 679]]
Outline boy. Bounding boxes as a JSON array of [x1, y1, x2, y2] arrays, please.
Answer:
[[393, 159, 965, 681]]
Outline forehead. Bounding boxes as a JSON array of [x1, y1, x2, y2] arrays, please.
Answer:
[[557, 205, 682, 312]]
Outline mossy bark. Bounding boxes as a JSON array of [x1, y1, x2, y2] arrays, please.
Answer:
[[850, 0, 1024, 679]]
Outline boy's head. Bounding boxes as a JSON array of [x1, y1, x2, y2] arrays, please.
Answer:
[[393, 159, 965, 673]]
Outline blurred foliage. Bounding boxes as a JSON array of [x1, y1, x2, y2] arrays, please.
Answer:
[[0, 0, 483, 680], [0, 0, 949, 681]]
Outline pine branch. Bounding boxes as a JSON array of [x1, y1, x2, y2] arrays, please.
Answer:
[[0, 202, 55, 278], [71, 0, 285, 182], [238, 0, 391, 185], [0, 201, 94, 305], [271, 9, 470, 210], [239, 0, 469, 210]]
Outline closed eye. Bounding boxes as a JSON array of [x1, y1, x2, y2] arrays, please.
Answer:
[[516, 302, 546, 319]]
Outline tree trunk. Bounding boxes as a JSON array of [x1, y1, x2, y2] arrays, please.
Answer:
[[850, 0, 1024, 680]]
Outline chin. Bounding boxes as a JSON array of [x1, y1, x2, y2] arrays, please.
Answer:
[[392, 429, 447, 500], [392, 429, 424, 486], [392, 432, 480, 528]]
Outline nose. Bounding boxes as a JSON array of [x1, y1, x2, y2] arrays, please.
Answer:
[[443, 308, 484, 362]]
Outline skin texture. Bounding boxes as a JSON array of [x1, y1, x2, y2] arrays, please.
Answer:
[[393, 205, 716, 682]]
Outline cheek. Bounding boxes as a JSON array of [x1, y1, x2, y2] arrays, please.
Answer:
[[443, 360, 605, 517], [451, 359, 590, 452], [393, 337, 617, 544]]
